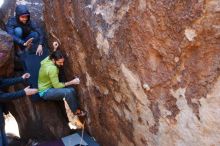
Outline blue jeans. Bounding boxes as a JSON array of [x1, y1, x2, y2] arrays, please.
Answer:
[[0, 128, 8, 146], [41, 88, 79, 113], [14, 27, 40, 54]]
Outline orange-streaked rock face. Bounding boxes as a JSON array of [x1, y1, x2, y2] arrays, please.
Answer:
[[46, 0, 220, 145]]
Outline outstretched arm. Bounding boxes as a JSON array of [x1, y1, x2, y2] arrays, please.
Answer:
[[0, 86, 38, 102], [30, 21, 44, 56], [0, 90, 26, 102], [0, 77, 24, 88], [30, 21, 44, 45], [0, 73, 30, 88]]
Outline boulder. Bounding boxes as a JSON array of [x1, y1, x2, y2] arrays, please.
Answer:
[[0, 30, 13, 76], [42, 0, 220, 146]]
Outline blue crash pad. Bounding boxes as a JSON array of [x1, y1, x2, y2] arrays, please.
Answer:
[[61, 133, 88, 146], [37, 131, 99, 146], [75, 131, 99, 146]]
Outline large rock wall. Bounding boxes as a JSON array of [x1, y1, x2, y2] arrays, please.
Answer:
[[0, 0, 16, 22], [43, 0, 220, 146], [0, 30, 14, 77]]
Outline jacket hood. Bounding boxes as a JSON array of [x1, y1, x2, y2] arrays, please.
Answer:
[[15, 5, 30, 18], [41, 57, 54, 66]]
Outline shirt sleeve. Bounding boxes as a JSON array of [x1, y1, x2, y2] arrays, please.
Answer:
[[0, 77, 24, 88], [30, 21, 44, 45], [0, 90, 26, 102], [48, 66, 65, 88]]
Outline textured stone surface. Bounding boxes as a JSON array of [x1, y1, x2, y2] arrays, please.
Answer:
[[0, 30, 14, 76], [0, 0, 16, 23], [43, 0, 220, 146], [0, 0, 16, 29]]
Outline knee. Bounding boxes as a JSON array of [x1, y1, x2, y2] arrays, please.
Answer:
[[14, 27, 23, 37], [29, 31, 39, 39], [66, 88, 76, 96], [69, 88, 76, 94]]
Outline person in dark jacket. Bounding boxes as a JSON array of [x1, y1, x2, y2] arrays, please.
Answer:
[[6, 5, 44, 56], [0, 73, 38, 146]]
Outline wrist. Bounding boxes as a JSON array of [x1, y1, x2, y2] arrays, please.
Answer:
[[65, 81, 72, 86], [20, 40, 25, 46], [64, 82, 68, 86]]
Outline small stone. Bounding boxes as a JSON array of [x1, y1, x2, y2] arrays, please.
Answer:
[[174, 57, 179, 63], [185, 28, 197, 41], [103, 89, 109, 95], [176, 75, 181, 82], [114, 93, 122, 103], [143, 83, 150, 91]]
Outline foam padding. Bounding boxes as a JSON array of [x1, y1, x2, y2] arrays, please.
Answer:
[[76, 131, 100, 146]]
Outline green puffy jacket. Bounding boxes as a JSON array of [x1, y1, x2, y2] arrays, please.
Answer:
[[38, 57, 64, 92]]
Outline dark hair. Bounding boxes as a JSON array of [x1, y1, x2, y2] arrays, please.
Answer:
[[49, 50, 64, 61]]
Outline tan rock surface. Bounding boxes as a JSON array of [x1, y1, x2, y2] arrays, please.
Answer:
[[43, 0, 220, 146]]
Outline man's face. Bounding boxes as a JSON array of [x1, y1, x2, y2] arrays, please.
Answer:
[[55, 58, 64, 67], [19, 15, 29, 24]]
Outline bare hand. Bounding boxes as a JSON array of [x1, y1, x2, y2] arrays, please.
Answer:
[[53, 41, 59, 51], [36, 45, 43, 56], [24, 86, 38, 96], [23, 38, 33, 48], [70, 77, 80, 85], [22, 73, 30, 79]]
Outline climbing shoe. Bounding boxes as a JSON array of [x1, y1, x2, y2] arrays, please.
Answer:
[[75, 109, 87, 117]]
